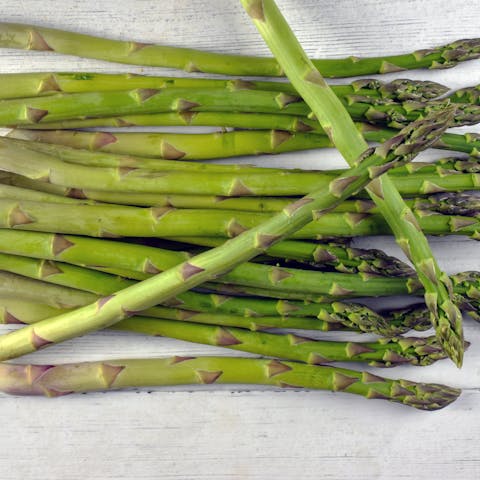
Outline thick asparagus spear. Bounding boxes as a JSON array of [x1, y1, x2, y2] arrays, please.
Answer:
[[0, 85, 478, 127], [1, 137, 479, 198], [4, 173, 479, 213], [0, 356, 461, 410], [0, 196, 477, 239], [0, 227, 415, 279], [0, 110, 449, 361], [0, 22, 478, 78], [9, 129, 332, 159], [0, 252, 420, 300], [241, 0, 464, 365]]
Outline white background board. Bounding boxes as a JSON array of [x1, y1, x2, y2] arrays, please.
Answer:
[[0, 1, 479, 479]]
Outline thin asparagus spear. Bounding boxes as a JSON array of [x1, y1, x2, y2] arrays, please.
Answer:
[[20, 111, 328, 132], [0, 182, 90, 205], [1, 296, 434, 334], [241, 0, 464, 365], [0, 296, 377, 333], [0, 356, 461, 410], [0, 110, 449, 361], [0, 72, 445, 101], [3, 167, 478, 214], [0, 22, 478, 78], [4, 266, 477, 331], [0, 305, 447, 367]]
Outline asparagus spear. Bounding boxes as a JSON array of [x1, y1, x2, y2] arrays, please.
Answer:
[[0, 72, 445, 101], [0, 109, 449, 361], [0, 251, 419, 300], [0, 227, 415, 279], [0, 296, 382, 333], [9, 129, 333, 159], [0, 356, 461, 410], [4, 173, 479, 213], [0, 273, 445, 366], [1, 137, 479, 198], [3, 167, 479, 219], [2, 295, 434, 334], [0, 85, 478, 127], [241, 0, 464, 365], [0, 307, 448, 367], [0, 22, 478, 78], [0, 272, 402, 335], [1, 250, 478, 312], [11, 126, 480, 161], [1, 196, 477, 239]]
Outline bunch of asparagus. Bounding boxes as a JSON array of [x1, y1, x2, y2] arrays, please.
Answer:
[[0, 0, 479, 409]]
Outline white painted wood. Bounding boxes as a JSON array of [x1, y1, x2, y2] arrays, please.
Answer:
[[0, 1, 479, 478]]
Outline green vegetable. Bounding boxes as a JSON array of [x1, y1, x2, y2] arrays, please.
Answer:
[[241, 0, 464, 365]]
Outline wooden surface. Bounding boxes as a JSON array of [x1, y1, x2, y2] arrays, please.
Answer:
[[0, 1, 479, 478]]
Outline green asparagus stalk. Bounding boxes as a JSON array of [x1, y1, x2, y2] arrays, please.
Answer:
[[0, 270, 366, 323], [0, 296, 383, 333], [0, 226, 415, 280], [11, 126, 480, 161], [5, 136, 478, 196], [0, 72, 446, 101], [1, 250, 478, 314], [0, 273, 404, 335], [0, 306, 448, 367], [1, 196, 478, 240], [4, 267, 477, 332], [0, 356, 461, 410], [0, 275, 445, 366], [9, 129, 333, 159], [20, 111, 328, 132], [6, 134, 289, 173], [0, 251, 418, 300], [0, 22, 478, 78], [0, 84, 478, 128], [1, 137, 479, 199], [0, 109, 449, 361], [4, 173, 479, 213], [2, 295, 435, 334], [0, 182, 92, 205], [241, 0, 465, 365], [3, 167, 478, 217]]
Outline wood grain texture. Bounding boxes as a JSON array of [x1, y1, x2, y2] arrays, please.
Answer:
[[0, 1, 479, 479]]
